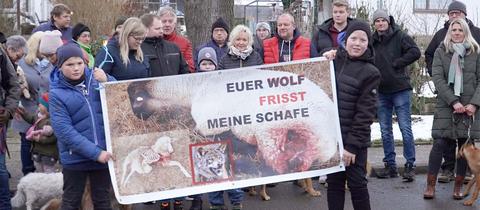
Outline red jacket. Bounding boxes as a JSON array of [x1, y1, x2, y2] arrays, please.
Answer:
[[164, 32, 195, 72], [263, 35, 311, 64]]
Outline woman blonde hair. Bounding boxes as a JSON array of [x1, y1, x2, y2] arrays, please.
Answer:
[[443, 18, 480, 54], [228, 25, 254, 48], [24, 31, 45, 66], [118, 17, 146, 66]]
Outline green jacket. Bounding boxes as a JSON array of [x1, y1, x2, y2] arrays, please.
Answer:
[[78, 42, 94, 68], [431, 45, 480, 139], [23, 113, 59, 159]]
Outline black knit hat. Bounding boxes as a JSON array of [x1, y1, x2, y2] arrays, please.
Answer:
[[56, 43, 84, 68], [448, 1, 467, 16], [72, 23, 90, 41], [211, 17, 229, 34], [345, 20, 372, 44]]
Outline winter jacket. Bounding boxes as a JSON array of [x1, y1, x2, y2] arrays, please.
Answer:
[[95, 38, 150, 81], [77, 42, 94, 68], [0, 48, 20, 154], [372, 16, 421, 94], [141, 37, 190, 77], [262, 29, 311, 64], [0, 48, 20, 117], [219, 50, 263, 70], [253, 35, 265, 56], [22, 113, 58, 159], [334, 46, 381, 155], [195, 40, 229, 70], [311, 17, 357, 56], [12, 58, 53, 133], [49, 68, 115, 170], [164, 32, 195, 72], [431, 44, 480, 140], [32, 20, 72, 43], [425, 18, 480, 76]]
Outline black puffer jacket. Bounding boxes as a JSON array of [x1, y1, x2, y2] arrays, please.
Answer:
[[218, 49, 263, 70], [372, 16, 421, 94], [425, 18, 480, 76], [334, 46, 381, 154], [311, 17, 357, 56], [142, 37, 189, 77]]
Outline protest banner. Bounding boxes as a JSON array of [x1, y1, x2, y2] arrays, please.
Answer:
[[100, 57, 344, 204]]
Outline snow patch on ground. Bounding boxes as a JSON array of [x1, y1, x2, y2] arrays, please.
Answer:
[[370, 115, 433, 141]]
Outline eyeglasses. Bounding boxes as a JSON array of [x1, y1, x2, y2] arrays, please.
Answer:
[[129, 35, 145, 42]]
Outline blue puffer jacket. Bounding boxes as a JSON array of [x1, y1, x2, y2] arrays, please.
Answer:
[[49, 67, 115, 170]]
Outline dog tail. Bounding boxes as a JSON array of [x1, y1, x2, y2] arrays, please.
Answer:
[[11, 186, 26, 208]]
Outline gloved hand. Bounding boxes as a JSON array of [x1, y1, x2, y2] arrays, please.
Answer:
[[0, 108, 11, 125]]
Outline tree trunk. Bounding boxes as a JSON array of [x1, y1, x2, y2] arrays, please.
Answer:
[[185, 0, 234, 50], [185, 0, 212, 50]]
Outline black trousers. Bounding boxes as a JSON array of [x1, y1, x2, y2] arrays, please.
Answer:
[[428, 138, 467, 176], [440, 139, 456, 172], [61, 168, 112, 210], [327, 148, 370, 210]]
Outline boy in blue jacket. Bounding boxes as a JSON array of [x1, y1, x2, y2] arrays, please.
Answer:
[[49, 43, 115, 209]]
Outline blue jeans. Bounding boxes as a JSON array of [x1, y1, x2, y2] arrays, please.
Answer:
[[378, 90, 415, 167], [0, 153, 11, 210], [208, 189, 243, 206], [19, 133, 35, 175]]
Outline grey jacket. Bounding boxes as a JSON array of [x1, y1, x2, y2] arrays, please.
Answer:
[[0, 48, 20, 113], [431, 45, 480, 139], [11, 58, 53, 133]]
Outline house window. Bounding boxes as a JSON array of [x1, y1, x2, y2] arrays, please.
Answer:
[[1, 0, 14, 9], [413, 0, 452, 13]]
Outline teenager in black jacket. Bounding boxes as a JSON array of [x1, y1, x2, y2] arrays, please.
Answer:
[[323, 21, 381, 210]]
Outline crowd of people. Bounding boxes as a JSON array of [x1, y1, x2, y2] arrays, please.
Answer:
[[0, 0, 478, 209]]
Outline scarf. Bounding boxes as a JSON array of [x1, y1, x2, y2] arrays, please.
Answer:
[[229, 45, 253, 60], [448, 43, 469, 96]]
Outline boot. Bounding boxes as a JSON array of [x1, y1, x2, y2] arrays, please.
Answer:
[[423, 174, 437, 199], [453, 176, 465, 200]]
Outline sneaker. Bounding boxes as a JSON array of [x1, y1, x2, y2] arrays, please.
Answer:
[[174, 200, 184, 210], [160, 201, 170, 210], [437, 170, 455, 183], [465, 171, 474, 184], [402, 164, 415, 182], [190, 199, 202, 210], [376, 164, 398, 179], [209, 205, 227, 210], [318, 175, 327, 184]]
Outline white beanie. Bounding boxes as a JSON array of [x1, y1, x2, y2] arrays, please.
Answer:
[[256, 22, 271, 33], [39, 30, 63, 54]]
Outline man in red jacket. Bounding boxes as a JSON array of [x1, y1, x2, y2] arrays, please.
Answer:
[[158, 6, 195, 72], [262, 13, 311, 64]]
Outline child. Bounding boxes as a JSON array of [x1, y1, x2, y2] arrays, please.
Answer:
[[16, 92, 58, 173], [49, 43, 115, 209], [192, 47, 244, 210]]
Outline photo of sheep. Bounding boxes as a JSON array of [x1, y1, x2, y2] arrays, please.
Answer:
[[101, 58, 343, 204]]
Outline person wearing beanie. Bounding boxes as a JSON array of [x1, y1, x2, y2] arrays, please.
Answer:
[[14, 31, 54, 177], [253, 22, 271, 54], [197, 47, 218, 72], [32, 3, 72, 42], [371, 9, 420, 182], [312, 0, 357, 56], [194, 17, 230, 71], [424, 1, 480, 185], [322, 20, 381, 210], [72, 23, 94, 68], [16, 92, 59, 173], [158, 6, 195, 72], [50, 42, 114, 208], [262, 13, 311, 64], [39, 30, 63, 65]]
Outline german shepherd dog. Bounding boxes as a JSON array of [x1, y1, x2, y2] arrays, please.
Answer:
[[458, 138, 479, 206]]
